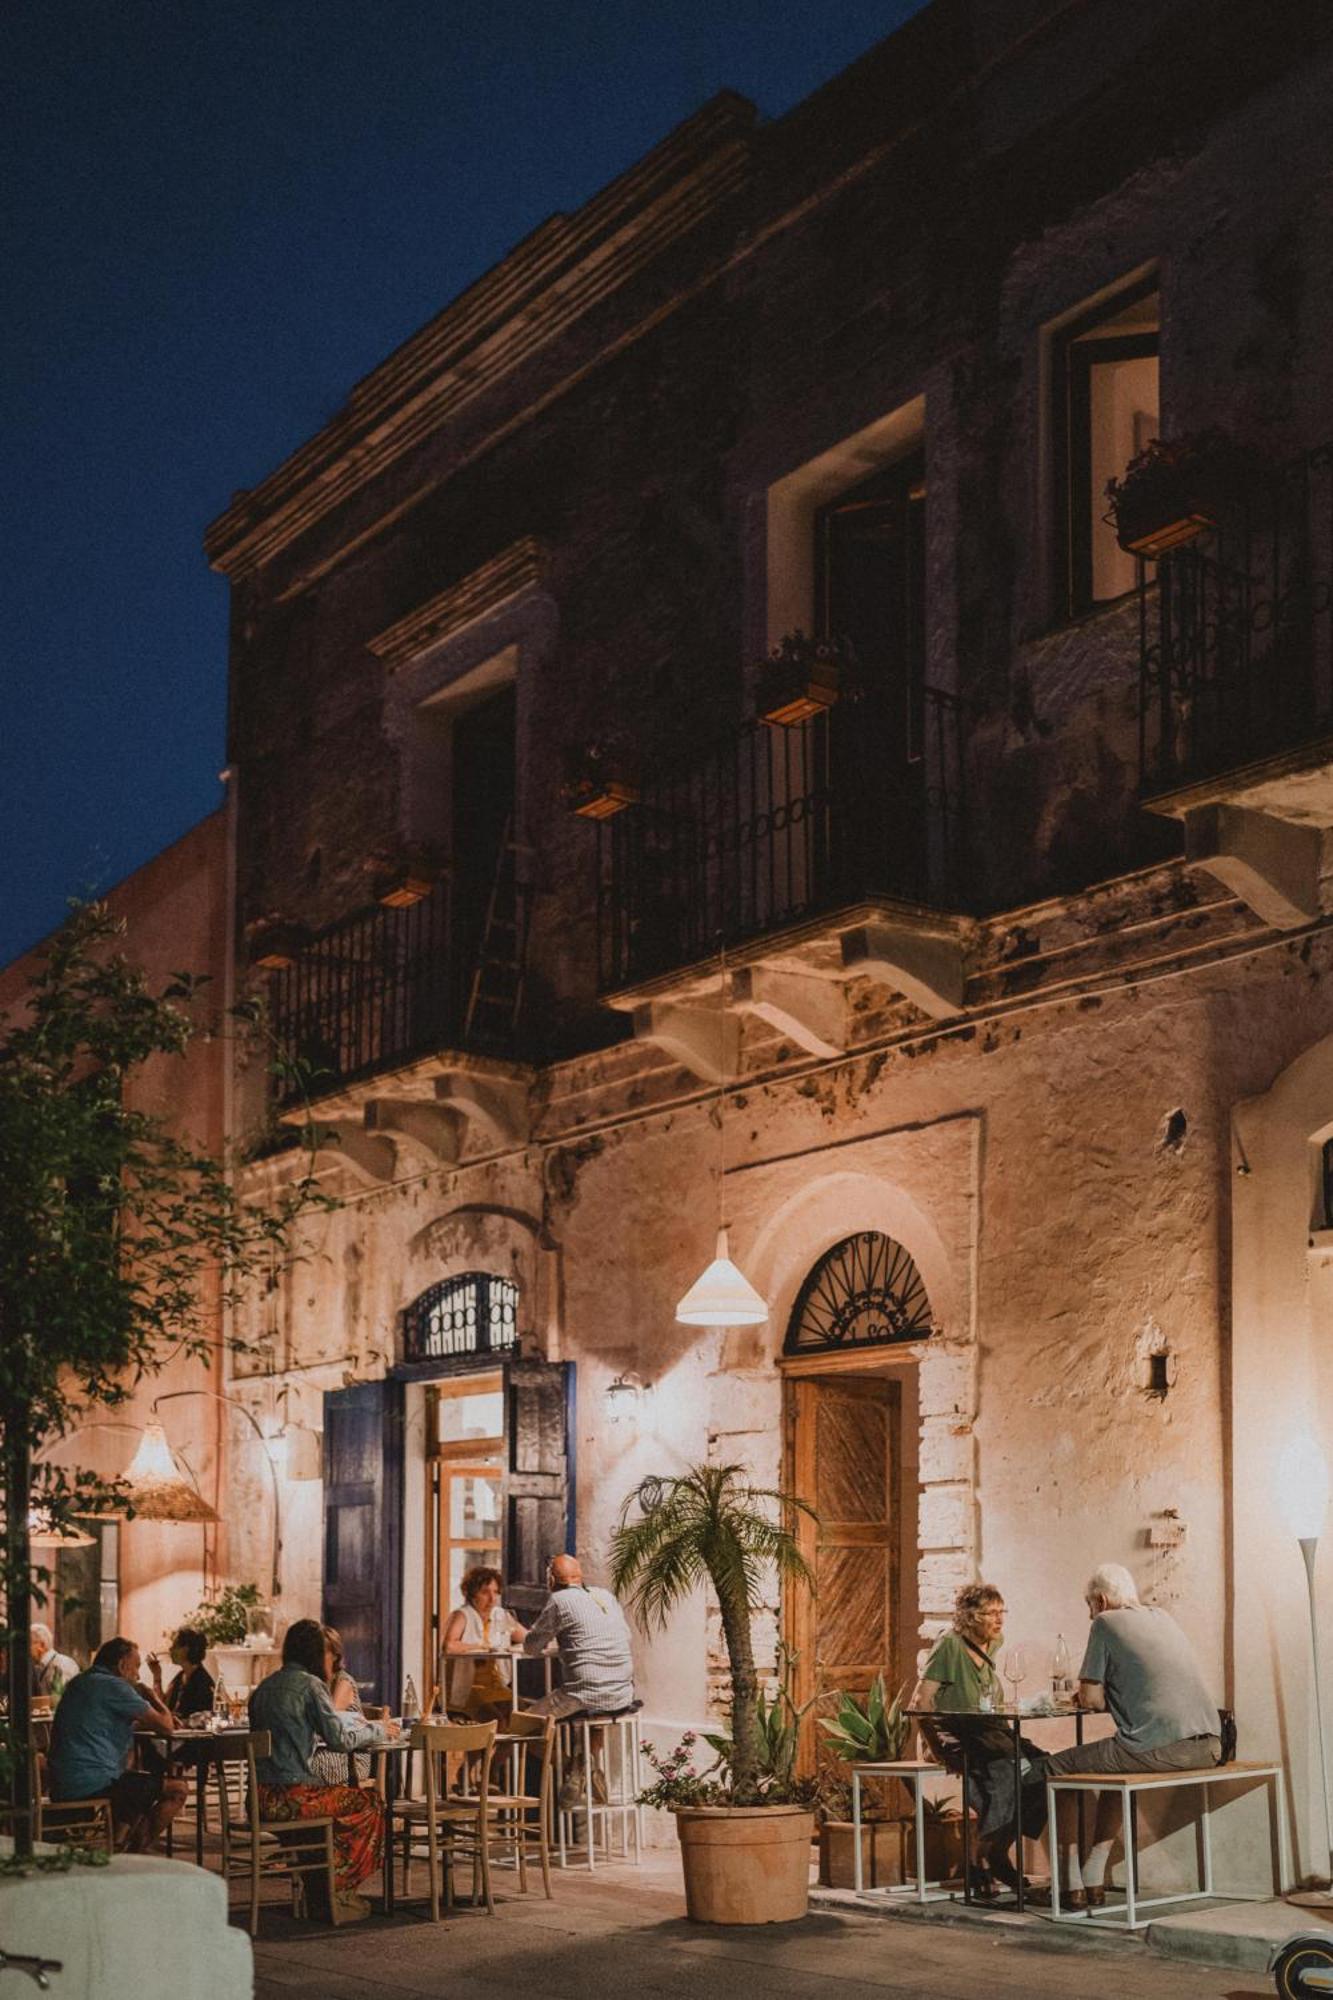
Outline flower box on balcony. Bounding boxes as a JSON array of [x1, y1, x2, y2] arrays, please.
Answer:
[[1105, 431, 1244, 558], [248, 920, 310, 971], [755, 632, 850, 728], [560, 741, 639, 820], [374, 855, 439, 908]]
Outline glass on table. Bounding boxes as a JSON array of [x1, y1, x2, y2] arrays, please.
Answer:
[[1002, 1646, 1027, 1710]]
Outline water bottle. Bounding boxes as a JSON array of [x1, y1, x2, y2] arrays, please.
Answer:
[[1053, 1633, 1073, 1701], [213, 1673, 230, 1730], [402, 1675, 421, 1723]]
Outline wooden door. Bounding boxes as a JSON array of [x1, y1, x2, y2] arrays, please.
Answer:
[[322, 1381, 404, 1707], [789, 1375, 899, 1771]]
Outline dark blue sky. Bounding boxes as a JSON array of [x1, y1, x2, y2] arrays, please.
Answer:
[[3, 1, 925, 966]]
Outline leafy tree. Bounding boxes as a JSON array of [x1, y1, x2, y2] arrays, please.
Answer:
[[0, 902, 321, 1853], [610, 1462, 813, 1804]]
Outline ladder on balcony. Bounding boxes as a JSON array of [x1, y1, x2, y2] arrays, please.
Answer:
[[463, 817, 530, 1050]]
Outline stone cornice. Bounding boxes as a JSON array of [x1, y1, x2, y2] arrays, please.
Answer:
[[366, 537, 545, 669], [204, 95, 755, 581]]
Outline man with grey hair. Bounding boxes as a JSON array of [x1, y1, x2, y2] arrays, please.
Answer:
[[30, 1624, 79, 1702], [1028, 1562, 1220, 1907]]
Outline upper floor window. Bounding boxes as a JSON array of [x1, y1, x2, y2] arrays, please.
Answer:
[[1053, 276, 1159, 617], [402, 1272, 519, 1365]]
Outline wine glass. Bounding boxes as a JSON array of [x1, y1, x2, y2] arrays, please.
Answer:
[[1003, 1645, 1027, 1710]]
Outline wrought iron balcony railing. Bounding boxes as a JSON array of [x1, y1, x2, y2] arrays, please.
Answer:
[[1139, 441, 1333, 797], [595, 682, 964, 991], [269, 863, 527, 1104]]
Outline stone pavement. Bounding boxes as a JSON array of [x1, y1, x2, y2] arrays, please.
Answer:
[[247, 1853, 1290, 1999]]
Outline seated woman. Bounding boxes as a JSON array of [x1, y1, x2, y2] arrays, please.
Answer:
[[249, 1617, 400, 1923], [913, 1581, 1038, 1900], [309, 1625, 369, 1788], [441, 1566, 527, 1722], [148, 1627, 214, 1719]]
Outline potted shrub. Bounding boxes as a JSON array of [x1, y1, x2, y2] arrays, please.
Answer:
[[816, 1675, 913, 1889], [754, 631, 854, 728], [1104, 429, 1246, 558], [611, 1463, 817, 1925], [559, 737, 640, 819]]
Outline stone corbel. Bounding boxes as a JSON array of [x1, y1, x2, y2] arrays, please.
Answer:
[[632, 1000, 739, 1083], [841, 921, 966, 1020], [433, 1067, 530, 1149], [363, 1099, 462, 1172], [1184, 802, 1322, 930], [729, 965, 847, 1058], [313, 1120, 399, 1186]]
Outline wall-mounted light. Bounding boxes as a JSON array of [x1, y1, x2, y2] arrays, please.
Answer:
[[605, 1373, 646, 1424]]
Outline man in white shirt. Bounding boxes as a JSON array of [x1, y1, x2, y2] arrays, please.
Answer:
[[522, 1555, 636, 1807], [31, 1624, 80, 1702]]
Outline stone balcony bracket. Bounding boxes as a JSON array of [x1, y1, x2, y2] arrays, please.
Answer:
[[1183, 802, 1325, 930], [839, 919, 968, 1020], [631, 1000, 741, 1084], [363, 1098, 463, 1172], [313, 1120, 400, 1187], [433, 1065, 531, 1149], [728, 964, 849, 1059]]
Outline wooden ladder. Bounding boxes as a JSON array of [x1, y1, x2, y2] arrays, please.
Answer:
[[463, 817, 529, 1048]]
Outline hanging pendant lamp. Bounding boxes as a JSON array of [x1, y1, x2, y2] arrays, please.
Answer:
[[27, 1509, 96, 1549], [120, 1419, 219, 1524], [675, 948, 768, 1327]]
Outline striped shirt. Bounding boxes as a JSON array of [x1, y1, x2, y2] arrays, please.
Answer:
[[523, 1586, 635, 1713]]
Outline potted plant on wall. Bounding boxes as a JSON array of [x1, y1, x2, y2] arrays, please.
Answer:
[[611, 1462, 818, 1925], [753, 631, 855, 728], [1104, 429, 1248, 558], [559, 736, 640, 819]]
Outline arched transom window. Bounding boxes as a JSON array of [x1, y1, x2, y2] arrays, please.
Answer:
[[402, 1272, 519, 1364], [784, 1232, 934, 1356]]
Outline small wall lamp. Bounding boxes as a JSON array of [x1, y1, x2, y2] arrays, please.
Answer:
[[605, 1373, 648, 1424]]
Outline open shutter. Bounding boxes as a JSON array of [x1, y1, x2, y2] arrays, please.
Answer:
[[503, 1359, 574, 1623], [322, 1380, 404, 1707]]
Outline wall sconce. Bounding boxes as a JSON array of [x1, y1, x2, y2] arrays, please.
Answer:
[[605, 1373, 647, 1424]]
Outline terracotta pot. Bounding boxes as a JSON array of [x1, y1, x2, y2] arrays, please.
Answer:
[[674, 1804, 816, 1923], [818, 1818, 908, 1889]]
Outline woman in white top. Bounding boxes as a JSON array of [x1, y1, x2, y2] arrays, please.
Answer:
[[441, 1567, 527, 1721]]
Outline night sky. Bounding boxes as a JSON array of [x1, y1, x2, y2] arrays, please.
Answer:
[[3, 1, 926, 968]]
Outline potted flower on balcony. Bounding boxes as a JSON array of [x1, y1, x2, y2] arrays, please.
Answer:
[[247, 917, 310, 971], [611, 1463, 817, 1925], [754, 631, 855, 728], [559, 736, 640, 819], [1104, 429, 1246, 558], [371, 843, 444, 909]]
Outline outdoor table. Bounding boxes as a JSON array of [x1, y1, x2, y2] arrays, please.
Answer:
[[441, 1646, 555, 1709], [163, 1725, 251, 1869], [906, 1705, 1086, 1913]]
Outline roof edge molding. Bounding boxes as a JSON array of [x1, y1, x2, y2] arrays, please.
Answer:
[[205, 92, 755, 581], [367, 537, 546, 670]]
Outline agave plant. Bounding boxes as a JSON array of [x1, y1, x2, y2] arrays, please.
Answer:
[[819, 1674, 909, 1764], [610, 1463, 814, 1804]]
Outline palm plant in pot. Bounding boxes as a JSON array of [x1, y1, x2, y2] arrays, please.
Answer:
[[611, 1462, 817, 1925]]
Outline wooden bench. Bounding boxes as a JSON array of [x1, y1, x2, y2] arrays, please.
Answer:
[[1043, 1760, 1289, 1929]]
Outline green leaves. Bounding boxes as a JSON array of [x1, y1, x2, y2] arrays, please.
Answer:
[[818, 1675, 910, 1764]]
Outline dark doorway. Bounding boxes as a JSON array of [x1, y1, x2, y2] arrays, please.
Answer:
[[451, 684, 516, 1019]]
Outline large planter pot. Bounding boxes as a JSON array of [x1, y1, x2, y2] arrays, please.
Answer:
[[674, 1805, 816, 1924], [818, 1818, 908, 1889]]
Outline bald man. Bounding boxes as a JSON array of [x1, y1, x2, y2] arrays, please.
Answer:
[[522, 1555, 635, 1721]]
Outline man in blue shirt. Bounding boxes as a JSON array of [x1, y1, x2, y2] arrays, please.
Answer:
[[48, 1636, 185, 1850]]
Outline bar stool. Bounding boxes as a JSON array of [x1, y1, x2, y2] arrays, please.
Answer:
[[553, 1705, 643, 1870]]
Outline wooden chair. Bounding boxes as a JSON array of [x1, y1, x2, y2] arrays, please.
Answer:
[[218, 1730, 337, 1937], [30, 1741, 113, 1854], [487, 1710, 554, 1898], [392, 1720, 497, 1922]]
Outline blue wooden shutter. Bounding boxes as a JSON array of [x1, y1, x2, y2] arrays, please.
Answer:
[[321, 1380, 404, 1706], [504, 1360, 575, 1623]]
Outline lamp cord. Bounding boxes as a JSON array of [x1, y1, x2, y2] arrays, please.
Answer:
[[717, 942, 728, 1233]]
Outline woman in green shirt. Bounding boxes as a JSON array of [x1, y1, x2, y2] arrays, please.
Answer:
[[915, 1582, 1027, 1899]]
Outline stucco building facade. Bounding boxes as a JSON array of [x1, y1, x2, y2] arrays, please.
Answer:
[[22, 0, 1333, 1884]]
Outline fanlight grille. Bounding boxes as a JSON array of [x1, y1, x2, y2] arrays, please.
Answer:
[[784, 1232, 934, 1355]]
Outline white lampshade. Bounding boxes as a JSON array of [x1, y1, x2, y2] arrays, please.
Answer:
[[1278, 1431, 1332, 1541], [675, 1228, 768, 1327]]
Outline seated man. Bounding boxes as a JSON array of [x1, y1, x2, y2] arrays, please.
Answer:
[[522, 1555, 635, 1805], [1029, 1563, 1221, 1908], [30, 1623, 80, 1704], [47, 1636, 186, 1852]]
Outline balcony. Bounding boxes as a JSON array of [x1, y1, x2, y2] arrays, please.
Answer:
[[1139, 441, 1333, 801], [267, 872, 531, 1165], [593, 681, 966, 1035]]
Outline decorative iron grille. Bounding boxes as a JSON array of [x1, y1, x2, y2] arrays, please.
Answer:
[[402, 1273, 519, 1365], [784, 1232, 934, 1355], [595, 683, 963, 991], [1139, 440, 1333, 796]]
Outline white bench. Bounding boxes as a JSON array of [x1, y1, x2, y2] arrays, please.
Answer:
[[1044, 1760, 1289, 1929], [850, 1759, 953, 1902]]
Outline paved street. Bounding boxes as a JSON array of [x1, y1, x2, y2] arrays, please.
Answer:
[[248, 1856, 1280, 1999]]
